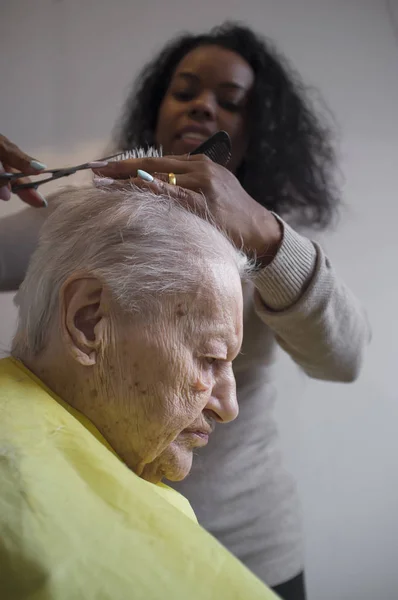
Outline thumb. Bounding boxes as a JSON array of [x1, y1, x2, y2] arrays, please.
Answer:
[[0, 161, 11, 201]]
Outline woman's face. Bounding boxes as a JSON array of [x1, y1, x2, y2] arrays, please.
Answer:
[[91, 262, 243, 484], [155, 45, 254, 173]]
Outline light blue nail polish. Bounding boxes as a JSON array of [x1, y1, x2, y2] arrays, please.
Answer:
[[137, 169, 154, 182], [37, 192, 48, 208], [30, 160, 47, 171]]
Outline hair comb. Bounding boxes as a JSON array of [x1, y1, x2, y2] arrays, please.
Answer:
[[189, 131, 232, 167]]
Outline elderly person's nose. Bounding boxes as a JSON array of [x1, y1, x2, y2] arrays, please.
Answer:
[[206, 371, 239, 423]]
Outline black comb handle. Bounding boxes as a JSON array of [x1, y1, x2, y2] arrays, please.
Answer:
[[189, 131, 232, 167]]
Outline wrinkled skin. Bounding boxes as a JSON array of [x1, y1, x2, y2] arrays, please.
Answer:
[[26, 261, 244, 483]]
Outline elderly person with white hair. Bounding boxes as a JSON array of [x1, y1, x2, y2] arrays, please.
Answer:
[[0, 183, 279, 599]]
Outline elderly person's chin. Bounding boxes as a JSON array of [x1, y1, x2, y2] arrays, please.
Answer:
[[127, 413, 213, 484], [140, 439, 197, 483]]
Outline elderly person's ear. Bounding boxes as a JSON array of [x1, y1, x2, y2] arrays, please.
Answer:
[[60, 277, 110, 367]]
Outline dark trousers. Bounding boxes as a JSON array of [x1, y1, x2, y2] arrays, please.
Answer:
[[272, 571, 306, 600]]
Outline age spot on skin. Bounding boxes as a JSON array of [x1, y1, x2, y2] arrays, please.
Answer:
[[176, 303, 187, 318]]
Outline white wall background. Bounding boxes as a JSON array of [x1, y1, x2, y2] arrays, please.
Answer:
[[1, 1, 398, 598]]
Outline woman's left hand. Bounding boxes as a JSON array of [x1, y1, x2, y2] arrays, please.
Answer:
[[94, 154, 282, 265]]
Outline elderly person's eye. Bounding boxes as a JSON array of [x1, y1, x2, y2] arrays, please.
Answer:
[[204, 356, 218, 366]]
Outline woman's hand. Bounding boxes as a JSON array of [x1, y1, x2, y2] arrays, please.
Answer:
[[0, 134, 47, 207], [94, 154, 282, 265]]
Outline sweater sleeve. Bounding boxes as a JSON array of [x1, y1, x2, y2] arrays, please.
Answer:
[[0, 208, 46, 292], [253, 217, 371, 382]]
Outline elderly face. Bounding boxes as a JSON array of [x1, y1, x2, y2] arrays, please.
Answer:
[[75, 261, 243, 484]]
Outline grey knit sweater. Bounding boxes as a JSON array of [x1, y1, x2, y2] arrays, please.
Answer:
[[0, 208, 370, 587]]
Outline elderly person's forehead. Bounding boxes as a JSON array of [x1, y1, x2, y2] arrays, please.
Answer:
[[176, 269, 243, 341], [191, 316, 243, 355], [186, 262, 243, 308]]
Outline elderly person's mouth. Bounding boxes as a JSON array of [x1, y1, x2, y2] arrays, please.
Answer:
[[179, 427, 213, 446]]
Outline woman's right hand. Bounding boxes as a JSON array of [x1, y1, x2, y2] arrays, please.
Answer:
[[0, 134, 47, 207]]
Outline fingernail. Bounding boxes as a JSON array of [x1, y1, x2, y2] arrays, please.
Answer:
[[137, 169, 154, 182], [0, 186, 11, 201], [30, 160, 47, 171], [93, 176, 115, 186], [37, 192, 48, 208], [88, 161, 109, 168]]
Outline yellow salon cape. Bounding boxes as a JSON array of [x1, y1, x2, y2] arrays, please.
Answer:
[[0, 358, 277, 600]]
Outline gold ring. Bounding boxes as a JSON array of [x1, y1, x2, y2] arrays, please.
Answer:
[[168, 172, 177, 185]]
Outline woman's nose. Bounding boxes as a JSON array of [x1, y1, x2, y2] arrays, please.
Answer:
[[188, 92, 217, 121], [205, 371, 239, 424]]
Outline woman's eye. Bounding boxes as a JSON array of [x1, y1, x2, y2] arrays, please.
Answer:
[[173, 91, 195, 101], [220, 101, 241, 112]]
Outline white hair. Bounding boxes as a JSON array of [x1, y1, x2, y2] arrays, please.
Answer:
[[12, 183, 252, 357]]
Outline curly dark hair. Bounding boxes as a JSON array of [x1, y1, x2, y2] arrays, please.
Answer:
[[113, 22, 340, 229]]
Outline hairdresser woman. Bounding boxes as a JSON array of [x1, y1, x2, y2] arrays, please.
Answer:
[[0, 23, 369, 600]]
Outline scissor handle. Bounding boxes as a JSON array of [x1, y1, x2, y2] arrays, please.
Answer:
[[0, 172, 24, 182], [10, 167, 82, 192]]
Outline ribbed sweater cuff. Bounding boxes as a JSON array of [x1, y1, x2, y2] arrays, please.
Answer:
[[254, 215, 316, 311]]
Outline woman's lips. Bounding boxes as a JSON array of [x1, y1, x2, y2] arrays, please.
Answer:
[[172, 136, 205, 153], [172, 126, 214, 154], [180, 132, 208, 142]]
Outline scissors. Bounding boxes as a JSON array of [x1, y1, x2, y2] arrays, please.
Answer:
[[2, 151, 124, 193], [2, 131, 232, 193]]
